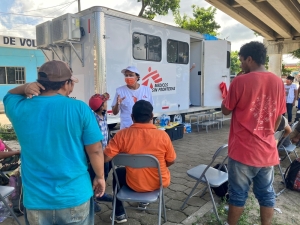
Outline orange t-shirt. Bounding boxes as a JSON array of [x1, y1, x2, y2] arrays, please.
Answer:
[[223, 72, 286, 167], [104, 123, 176, 192]]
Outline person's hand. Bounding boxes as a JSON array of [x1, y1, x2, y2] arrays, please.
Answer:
[[117, 95, 126, 105], [93, 175, 106, 197], [25, 82, 45, 98]]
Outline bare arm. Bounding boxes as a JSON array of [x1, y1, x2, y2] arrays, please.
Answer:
[[166, 160, 175, 167], [283, 125, 292, 137], [85, 142, 105, 197], [112, 103, 120, 115], [104, 153, 113, 163], [9, 82, 44, 98], [3, 143, 13, 152], [0, 151, 20, 159], [221, 103, 232, 116], [294, 89, 298, 106], [274, 115, 282, 132]]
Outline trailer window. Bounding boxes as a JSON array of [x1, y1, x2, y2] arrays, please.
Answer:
[[0, 67, 26, 84], [133, 32, 161, 62], [167, 40, 189, 64]]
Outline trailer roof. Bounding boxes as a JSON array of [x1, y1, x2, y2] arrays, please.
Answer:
[[77, 6, 205, 40]]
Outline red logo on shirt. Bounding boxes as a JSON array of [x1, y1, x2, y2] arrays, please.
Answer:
[[142, 67, 163, 89]]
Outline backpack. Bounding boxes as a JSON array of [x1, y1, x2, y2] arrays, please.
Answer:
[[284, 158, 300, 192], [211, 164, 229, 200]]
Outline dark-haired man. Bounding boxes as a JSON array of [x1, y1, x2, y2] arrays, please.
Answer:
[[222, 42, 286, 225], [4, 60, 105, 225], [284, 75, 297, 124], [104, 100, 176, 223]]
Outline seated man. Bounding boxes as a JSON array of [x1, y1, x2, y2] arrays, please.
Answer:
[[291, 122, 300, 144], [104, 100, 176, 223], [276, 115, 292, 147]]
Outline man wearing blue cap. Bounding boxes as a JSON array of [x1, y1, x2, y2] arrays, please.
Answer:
[[112, 66, 154, 129]]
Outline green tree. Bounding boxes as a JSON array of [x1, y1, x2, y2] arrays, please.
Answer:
[[282, 64, 293, 76], [137, 0, 180, 20], [174, 5, 220, 36], [230, 51, 240, 74], [290, 49, 300, 59]]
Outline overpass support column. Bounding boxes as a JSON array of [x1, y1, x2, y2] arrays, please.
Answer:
[[268, 54, 282, 77]]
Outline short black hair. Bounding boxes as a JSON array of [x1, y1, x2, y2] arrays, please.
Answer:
[[37, 79, 72, 92], [239, 41, 267, 65], [132, 100, 153, 123], [287, 76, 294, 81]]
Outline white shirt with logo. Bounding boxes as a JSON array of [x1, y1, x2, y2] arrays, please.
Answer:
[[284, 83, 297, 104], [112, 85, 153, 129]]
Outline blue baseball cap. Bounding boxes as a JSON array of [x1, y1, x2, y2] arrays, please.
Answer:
[[121, 66, 140, 75]]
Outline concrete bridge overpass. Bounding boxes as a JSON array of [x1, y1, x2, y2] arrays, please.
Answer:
[[205, 0, 300, 76]]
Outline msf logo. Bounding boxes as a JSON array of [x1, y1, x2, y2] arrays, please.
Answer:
[[142, 67, 162, 89]]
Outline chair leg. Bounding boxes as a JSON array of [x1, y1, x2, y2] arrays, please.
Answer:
[[275, 164, 286, 197], [111, 185, 117, 225], [0, 197, 21, 225], [207, 185, 221, 223], [199, 186, 208, 197], [158, 189, 162, 225], [180, 181, 200, 210], [294, 150, 299, 158], [161, 189, 167, 223]]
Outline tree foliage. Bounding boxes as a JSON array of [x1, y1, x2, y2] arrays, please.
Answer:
[[230, 51, 240, 74], [137, 0, 180, 20], [282, 64, 293, 76], [174, 5, 220, 36], [290, 49, 300, 59]]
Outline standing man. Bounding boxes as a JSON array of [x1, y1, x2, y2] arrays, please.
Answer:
[[284, 75, 297, 124], [111, 66, 153, 129], [222, 42, 286, 225], [4, 60, 105, 225]]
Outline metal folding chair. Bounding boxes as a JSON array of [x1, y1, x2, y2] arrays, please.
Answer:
[[111, 154, 167, 225], [0, 186, 21, 225], [274, 130, 286, 197], [180, 144, 228, 223]]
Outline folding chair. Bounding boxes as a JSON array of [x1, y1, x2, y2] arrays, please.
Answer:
[[278, 122, 299, 164], [273, 130, 286, 197], [0, 186, 21, 225], [180, 144, 228, 223], [111, 154, 167, 225]]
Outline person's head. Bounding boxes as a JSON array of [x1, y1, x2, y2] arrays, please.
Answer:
[[131, 100, 153, 124], [37, 60, 78, 96], [89, 93, 110, 114], [286, 75, 294, 85], [238, 41, 267, 73], [121, 66, 140, 87]]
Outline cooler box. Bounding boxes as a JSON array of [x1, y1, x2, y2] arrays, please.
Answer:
[[165, 124, 184, 141]]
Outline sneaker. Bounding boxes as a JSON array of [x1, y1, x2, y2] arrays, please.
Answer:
[[110, 214, 127, 223], [95, 193, 113, 202], [137, 202, 149, 210], [94, 202, 101, 213]]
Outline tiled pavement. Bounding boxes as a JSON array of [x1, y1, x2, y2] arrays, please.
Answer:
[[1, 117, 231, 225]]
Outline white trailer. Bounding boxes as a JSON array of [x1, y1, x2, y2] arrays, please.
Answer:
[[36, 6, 231, 125]]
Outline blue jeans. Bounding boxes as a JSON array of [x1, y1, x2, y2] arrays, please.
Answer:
[[286, 103, 293, 123], [24, 198, 94, 225], [228, 157, 275, 208]]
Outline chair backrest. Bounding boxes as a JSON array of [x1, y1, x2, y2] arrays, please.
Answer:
[[111, 154, 163, 188], [274, 130, 284, 141], [291, 121, 299, 131], [212, 144, 228, 159]]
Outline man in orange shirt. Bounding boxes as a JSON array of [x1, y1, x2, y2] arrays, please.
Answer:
[[104, 100, 176, 223]]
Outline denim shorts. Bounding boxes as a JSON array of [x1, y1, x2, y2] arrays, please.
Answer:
[[228, 157, 275, 208], [24, 198, 94, 225]]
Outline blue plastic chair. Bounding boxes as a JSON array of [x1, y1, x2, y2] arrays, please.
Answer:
[[111, 154, 167, 225]]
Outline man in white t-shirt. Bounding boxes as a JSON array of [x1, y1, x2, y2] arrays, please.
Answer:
[[284, 76, 298, 123], [112, 66, 153, 129]]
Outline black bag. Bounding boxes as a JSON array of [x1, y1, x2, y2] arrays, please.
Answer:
[[0, 155, 20, 172], [211, 164, 229, 200], [284, 158, 300, 192]]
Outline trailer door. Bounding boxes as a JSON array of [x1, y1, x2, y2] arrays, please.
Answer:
[[202, 40, 230, 107]]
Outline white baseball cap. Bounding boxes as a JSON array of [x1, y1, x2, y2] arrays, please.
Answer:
[[121, 66, 140, 75]]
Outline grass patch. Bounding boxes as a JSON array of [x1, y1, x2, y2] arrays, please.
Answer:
[[0, 123, 17, 140]]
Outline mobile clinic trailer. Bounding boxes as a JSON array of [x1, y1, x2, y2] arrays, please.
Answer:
[[35, 6, 231, 125]]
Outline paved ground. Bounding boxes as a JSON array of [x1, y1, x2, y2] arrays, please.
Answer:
[[1, 112, 300, 225]]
